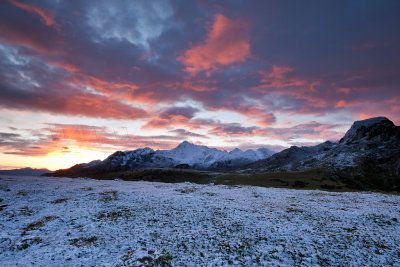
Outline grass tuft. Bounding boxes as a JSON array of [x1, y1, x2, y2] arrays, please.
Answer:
[[22, 216, 58, 235], [99, 190, 118, 202], [69, 236, 98, 247], [51, 198, 69, 204]]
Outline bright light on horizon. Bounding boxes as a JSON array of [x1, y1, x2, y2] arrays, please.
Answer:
[[0, 147, 110, 171]]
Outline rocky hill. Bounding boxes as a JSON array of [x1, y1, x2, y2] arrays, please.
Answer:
[[242, 117, 400, 190]]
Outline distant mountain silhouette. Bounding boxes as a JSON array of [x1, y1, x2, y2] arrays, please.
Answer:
[[0, 167, 52, 176]]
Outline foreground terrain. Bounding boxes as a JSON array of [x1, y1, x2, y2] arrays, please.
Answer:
[[1, 175, 400, 266]]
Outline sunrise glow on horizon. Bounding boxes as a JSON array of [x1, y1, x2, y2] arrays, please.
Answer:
[[0, 0, 399, 171]]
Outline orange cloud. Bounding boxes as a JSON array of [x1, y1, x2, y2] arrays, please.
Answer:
[[49, 125, 107, 143], [39, 59, 141, 102], [71, 74, 139, 98], [256, 113, 277, 126], [253, 65, 328, 112], [335, 100, 360, 108], [255, 65, 308, 90], [8, 0, 59, 30], [62, 94, 148, 119], [0, 86, 148, 120], [178, 14, 251, 74], [180, 80, 217, 92]]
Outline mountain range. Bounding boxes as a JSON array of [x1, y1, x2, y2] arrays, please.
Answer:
[[49, 141, 275, 177]]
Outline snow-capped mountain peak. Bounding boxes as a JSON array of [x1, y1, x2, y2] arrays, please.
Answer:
[[229, 148, 243, 155], [170, 141, 210, 154], [175, 140, 196, 148], [161, 141, 226, 167]]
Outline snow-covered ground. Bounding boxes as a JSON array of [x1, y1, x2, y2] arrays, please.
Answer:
[[0, 175, 399, 266]]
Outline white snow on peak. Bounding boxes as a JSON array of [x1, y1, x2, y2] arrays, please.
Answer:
[[229, 148, 244, 156], [159, 141, 225, 167], [126, 147, 154, 154], [157, 141, 274, 168]]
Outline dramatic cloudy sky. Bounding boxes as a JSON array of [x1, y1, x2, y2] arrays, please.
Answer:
[[0, 0, 399, 170]]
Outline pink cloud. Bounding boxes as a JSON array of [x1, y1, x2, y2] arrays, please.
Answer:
[[208, 123, 258, 137], [0, 22, 58, 54], [0, 87, 148, 120], [70, 74, 139, 99], [256, 113, 277, 126], [335, 100, 361, 108], [142, 107, 200, 130], [178, 14, 251, 74], [253, 65, 332, 114], [60, 94, 148, 120], [253, 65, 314, 93], [8, 0, 59, 30], [205, 120, 344, 142]]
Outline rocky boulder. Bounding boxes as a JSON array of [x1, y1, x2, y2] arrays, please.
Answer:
[[339, 117, 398, 144]]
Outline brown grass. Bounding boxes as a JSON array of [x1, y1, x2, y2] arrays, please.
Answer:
[[22, 216, 58, 235], [214, 168, 353, 191], [69, 236, 98, 247], [51, 198, 69, 204]]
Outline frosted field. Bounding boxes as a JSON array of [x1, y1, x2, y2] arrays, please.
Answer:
[[0, 176, 399, 266]]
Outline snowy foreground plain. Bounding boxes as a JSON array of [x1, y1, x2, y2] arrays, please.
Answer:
[[1, 176, 400, 266]]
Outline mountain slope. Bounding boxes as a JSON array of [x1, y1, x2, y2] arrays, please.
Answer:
[[242, 117, 400, 190]]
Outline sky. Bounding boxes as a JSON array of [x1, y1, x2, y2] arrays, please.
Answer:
[[0, 0, 399, 170]]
